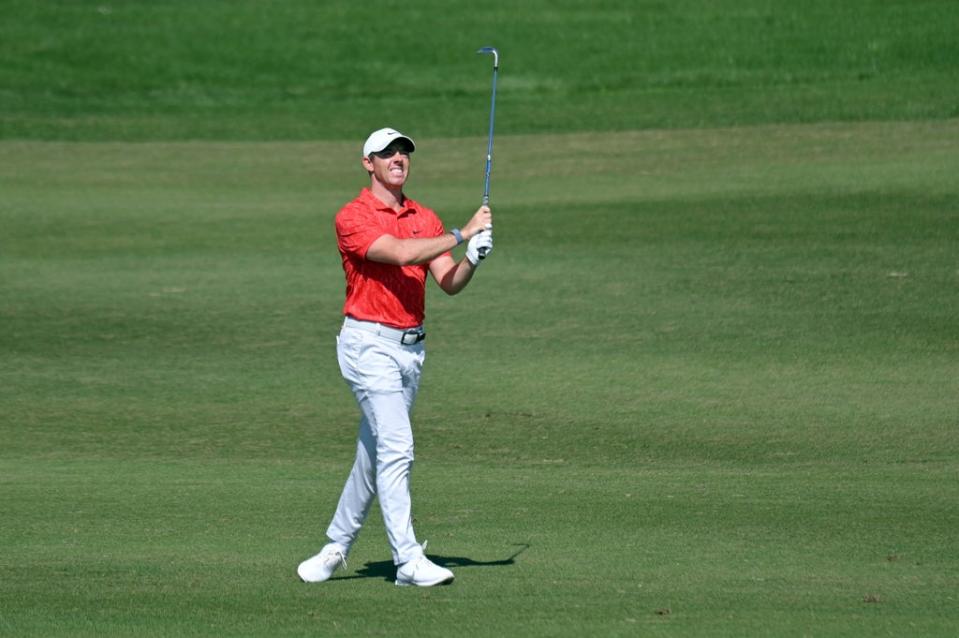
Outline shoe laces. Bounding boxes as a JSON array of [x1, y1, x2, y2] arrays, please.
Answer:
[[403, 542, 431, 573], [326, 548, 348, 571], [416, 541, 431, 568]]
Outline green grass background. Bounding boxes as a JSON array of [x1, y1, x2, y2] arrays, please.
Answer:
[[2, 1, 959, 636], [2, 0, 958, 140]]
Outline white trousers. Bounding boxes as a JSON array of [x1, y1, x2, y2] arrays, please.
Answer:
[[326, 322, 426, 565]]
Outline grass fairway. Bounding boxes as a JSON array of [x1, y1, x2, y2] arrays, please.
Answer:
[[2, 120, 958, 636]]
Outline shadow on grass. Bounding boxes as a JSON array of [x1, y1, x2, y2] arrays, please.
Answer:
[[335, 543, 530, 583]]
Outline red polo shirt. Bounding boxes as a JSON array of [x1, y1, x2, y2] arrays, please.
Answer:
[[335, 188, 449, 329]]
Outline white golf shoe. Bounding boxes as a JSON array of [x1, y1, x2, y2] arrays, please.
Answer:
[[395, 546, 454, 587], [297, 543, 348, 583]]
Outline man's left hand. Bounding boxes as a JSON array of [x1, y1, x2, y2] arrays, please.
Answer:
[[466, 230, 493, 266]]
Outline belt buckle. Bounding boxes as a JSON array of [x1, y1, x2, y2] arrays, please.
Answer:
[[400, 330, 424, 345]]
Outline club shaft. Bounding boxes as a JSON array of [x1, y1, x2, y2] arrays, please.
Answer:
[[483, 63, 498, 206], [477, 47, 498, 259]]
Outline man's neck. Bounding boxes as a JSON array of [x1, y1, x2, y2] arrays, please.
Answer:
[[369, 182, 405, 211]]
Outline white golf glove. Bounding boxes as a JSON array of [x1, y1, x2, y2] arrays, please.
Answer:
[[466, 230, 493, 266]]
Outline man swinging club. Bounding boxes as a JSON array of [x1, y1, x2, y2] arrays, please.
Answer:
[[297, 127, 493, 587]]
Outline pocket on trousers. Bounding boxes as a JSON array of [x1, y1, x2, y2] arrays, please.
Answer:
[[336, 329, 362, 385], [338, 329, 404, 394]]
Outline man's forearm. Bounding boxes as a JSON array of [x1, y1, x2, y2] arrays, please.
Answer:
[[435, 257, 477, 295], [366, 232, 460, 266]]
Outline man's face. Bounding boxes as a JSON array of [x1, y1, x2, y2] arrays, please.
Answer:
[[364, 141, 412, 189]]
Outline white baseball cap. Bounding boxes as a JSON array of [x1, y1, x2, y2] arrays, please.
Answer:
[[362, 127, 416, 157]]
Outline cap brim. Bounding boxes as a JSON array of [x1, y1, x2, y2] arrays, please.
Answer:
[[372, 136, 415, 153]]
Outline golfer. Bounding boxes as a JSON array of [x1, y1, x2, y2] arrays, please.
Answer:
[[298, 128, 493, 587]]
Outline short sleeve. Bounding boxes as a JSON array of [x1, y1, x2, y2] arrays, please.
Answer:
[[336, 202, 385, 259], [429, 210, 446, 238]]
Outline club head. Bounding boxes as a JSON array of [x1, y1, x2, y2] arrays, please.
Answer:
[[477, 46, 499, 68]]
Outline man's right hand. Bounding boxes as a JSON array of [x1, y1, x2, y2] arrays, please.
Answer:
[[462, 206, 492, 239]]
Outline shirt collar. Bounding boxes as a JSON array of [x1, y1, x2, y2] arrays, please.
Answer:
[[362, 188, 415, 215]]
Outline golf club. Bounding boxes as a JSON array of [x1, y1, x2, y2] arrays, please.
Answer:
[[477, 46, 499, 258]]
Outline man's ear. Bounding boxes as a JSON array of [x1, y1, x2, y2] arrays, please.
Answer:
[[362, 155, 374, 173]]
